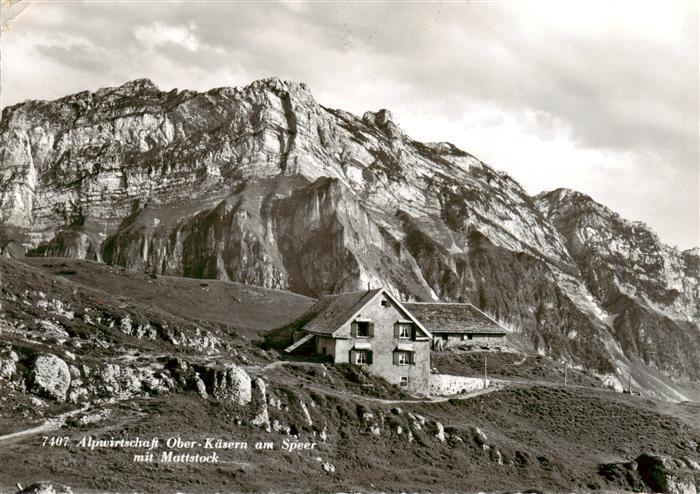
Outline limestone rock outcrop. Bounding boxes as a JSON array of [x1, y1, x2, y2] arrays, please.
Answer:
[[16, 482, 73, 494], [211, 364, 252, 405], [31, 354, 71, 401]]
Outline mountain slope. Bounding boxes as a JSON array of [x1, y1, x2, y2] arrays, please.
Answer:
[[0, 78, 697, 398], [537, 189, 700, 384]]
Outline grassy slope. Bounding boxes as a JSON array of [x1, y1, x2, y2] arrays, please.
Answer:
[[2, 366, 699, 493], [1, 258, 699, 493], [20, 257, 315, 337]]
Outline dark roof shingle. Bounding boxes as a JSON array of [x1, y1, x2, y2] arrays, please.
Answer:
[[403, 303, 506, 335], [301, 289, 382, 336]]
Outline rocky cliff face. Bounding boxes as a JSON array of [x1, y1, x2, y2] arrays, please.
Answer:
[[537, 189, 700, 383], [1, 78, 697, 397]]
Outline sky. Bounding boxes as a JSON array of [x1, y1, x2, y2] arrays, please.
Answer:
[[1, 1, 698, 249]]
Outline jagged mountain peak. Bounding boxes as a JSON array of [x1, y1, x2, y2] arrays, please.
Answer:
[[115, 77, 160, 92], [247, 76, 312, 94], [683, 247, 700, 257], [539, 187, 591, 203], [362, 108, 394, 127], [536, 187, 667, 248]]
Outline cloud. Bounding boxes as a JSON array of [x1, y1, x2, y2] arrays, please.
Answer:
[[0, 1, 697, 248], [133, 21, 200, 52]]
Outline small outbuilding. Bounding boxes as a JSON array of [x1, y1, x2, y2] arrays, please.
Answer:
[[403, 302, 507, 350]]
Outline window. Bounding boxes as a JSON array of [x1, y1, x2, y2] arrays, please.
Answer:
[[400, 376, 409, 387], [353, 350, 372, 365], [381, 299, 390, 307], [394, 351, 415, 366], [394, 322, 413, 339], [467, 335, 473, 340], [356, 321, 371, 337]]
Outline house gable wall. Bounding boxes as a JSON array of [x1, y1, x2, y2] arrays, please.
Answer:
[[332, 292, 430, 395]]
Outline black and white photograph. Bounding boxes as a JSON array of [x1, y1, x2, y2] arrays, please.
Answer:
[[0, 1, 698, 492]]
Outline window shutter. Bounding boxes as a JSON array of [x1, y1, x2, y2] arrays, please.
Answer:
[[367, 351, 373, 364], [368, 322, 375, 337], [351, 322, 358, 337], [350, 350, 357, 364], [394, 323, 400, 338], [409, 352, 416, 365], [393, 351, 400, 365], [411, 324, 417, 340]]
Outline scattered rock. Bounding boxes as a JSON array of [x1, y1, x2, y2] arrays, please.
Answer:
[[36, 298, 74, 320], [31, 354, 71, 401], [16, 481, 73, 494], [491, 448, 504, 465], [472, 426, 489, 446], [0, 346, 19, 380], [250, 378, 271, 432], [636, 452, 698, 494], [268, 395, 282, 410], [35, 320, 70, 343], [271, 419, 290, 434], [448, 434, 464, 446], [193, 374, 208, 399], [322, 462, 335, 474], [369, 425, 381, 436], [212, 364, 252, 405], [300, 400, 313, 427], [408, 412, 424, 431], [67, 381, 88, 404], [681, 457, 700, 471], [435, 421, 446, 442], [68, 409, 111, 427]]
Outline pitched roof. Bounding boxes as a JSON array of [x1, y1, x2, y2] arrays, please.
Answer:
[[299, 288, 432, 338], [403, 303, 507, 335], [301, 289, 383, 336]]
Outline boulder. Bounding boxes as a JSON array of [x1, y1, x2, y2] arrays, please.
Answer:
[[434, 421, 446, 442], [250, 378, 271, 432], [212, 364, 252, 405], [300, 400, 313, 427], [193, 374, 208, 399], [0, 346, 19, 380], [490, 448, 504, 465], [636, 452, 698, 494], [31, 355, 71, 401], [472, 426, 489, 446], [16, 481, 73, 494]]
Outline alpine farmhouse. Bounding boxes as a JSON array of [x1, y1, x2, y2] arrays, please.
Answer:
[[283, 288, 433, 395], [276, 288, 509, 396]]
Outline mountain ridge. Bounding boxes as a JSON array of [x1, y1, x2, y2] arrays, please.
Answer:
[[0, 77, 697, 399]]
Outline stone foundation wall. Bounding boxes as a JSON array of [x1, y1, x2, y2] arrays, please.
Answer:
[[433, 334, 506, 350], [430, 374, 488, 396]]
